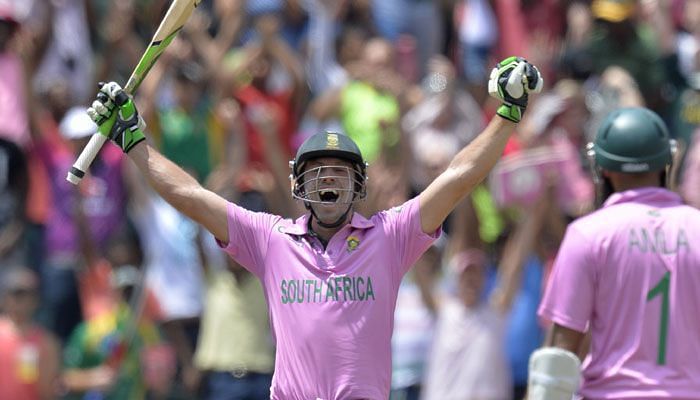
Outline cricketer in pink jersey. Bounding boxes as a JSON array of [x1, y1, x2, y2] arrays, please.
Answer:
[[530, 107, 700, 400], [83, 57, 543, 399]]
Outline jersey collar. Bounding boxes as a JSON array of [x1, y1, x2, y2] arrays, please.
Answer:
[[603, 187, 683, 208], [281, 212, 375, 236]]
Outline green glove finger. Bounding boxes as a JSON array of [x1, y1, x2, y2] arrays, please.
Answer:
[[109, 92, 146, 153], [97, 111, 118, 139]]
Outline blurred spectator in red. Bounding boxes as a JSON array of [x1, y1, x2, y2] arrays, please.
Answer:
[[0, 266, 61, 400], [221, 8, 305, 172]]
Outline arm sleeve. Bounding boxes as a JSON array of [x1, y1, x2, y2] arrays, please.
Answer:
[[216, 201, 281, 278], [538, 224, 595, 333], [378, 197, 441, 277]]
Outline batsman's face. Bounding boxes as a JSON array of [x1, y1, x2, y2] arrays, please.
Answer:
[[302, 157, 355, 221]]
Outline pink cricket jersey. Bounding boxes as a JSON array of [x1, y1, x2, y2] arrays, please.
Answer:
[[539, 188, 700, 399], [218, 197, 439, 399]]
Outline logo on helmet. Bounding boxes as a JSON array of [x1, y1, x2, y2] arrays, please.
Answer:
[[621, 163, 650, 173], [326, 134, 340, 149]]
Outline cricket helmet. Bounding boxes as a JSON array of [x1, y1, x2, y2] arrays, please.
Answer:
[[290, 132, 368, 205], [586, 107, 677, 205], [587, 107, 674, 173]]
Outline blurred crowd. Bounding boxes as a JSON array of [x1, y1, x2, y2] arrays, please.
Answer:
[[1, 0, 699, 399]]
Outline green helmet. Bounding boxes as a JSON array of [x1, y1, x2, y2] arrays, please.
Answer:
[[591, 107, 672, 173], [291, 132, 366, 176], [290, 132, 368, 204]]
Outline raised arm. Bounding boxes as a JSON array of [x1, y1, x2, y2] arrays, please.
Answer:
[[128, 144, 229, 241], [86, 82, 230, 243], [489, 189, 550, 314], [418, 57, 543, 234]]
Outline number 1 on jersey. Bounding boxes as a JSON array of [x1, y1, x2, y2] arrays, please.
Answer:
[[646, 271, 670, 365]]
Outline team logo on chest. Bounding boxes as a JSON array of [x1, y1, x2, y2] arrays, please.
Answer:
[[346, 236, 360, 252]]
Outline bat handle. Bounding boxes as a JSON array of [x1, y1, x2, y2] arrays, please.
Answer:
[[66, 133, 109, 185]]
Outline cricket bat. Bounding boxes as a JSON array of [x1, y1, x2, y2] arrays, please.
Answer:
[[66, 0, 202, 185]]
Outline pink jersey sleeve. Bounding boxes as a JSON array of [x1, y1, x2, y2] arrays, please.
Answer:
[[376, 197, 441, 277], [538, 224, 595, 332], [217, 201, 282, 278]]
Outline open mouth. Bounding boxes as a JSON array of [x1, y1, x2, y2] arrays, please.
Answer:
[[319, 189, 340, 202]]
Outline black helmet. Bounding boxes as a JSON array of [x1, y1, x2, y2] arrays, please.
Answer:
[[289, 132, 368, 205]]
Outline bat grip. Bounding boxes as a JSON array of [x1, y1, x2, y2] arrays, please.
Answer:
[[66, 133, 109, 185]]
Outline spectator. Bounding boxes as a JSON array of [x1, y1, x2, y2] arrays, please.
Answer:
[[681, 127, 700, 208], [390, 240, 443, 400], [0, 137, 28, 270], [124, 156, 205, 397], [454, 0, 498, 97], [643, 0, 700, 172], [31, 106, 127, 342], [62, 225, 173, 400], [583, 0, 668, 111], [421, 193, 550, 400], [0, 4, 30, 147], [369, 0, 443, 79], [402, 55, 484, 194], [157, 61, 218, 182], [299, 0, 370, 146], [0, 266, 61, 400], [310, 37, 411, 164], [194, 172, 276, 400], [31, 0, 94, 104], [224, 9, 306, 170]]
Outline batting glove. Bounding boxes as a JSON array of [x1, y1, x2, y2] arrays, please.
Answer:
[[87, 82, 146, 153], [488, 56, 543, 123]]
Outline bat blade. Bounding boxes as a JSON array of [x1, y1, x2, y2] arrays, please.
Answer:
[[123, 0, 202, 94]]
